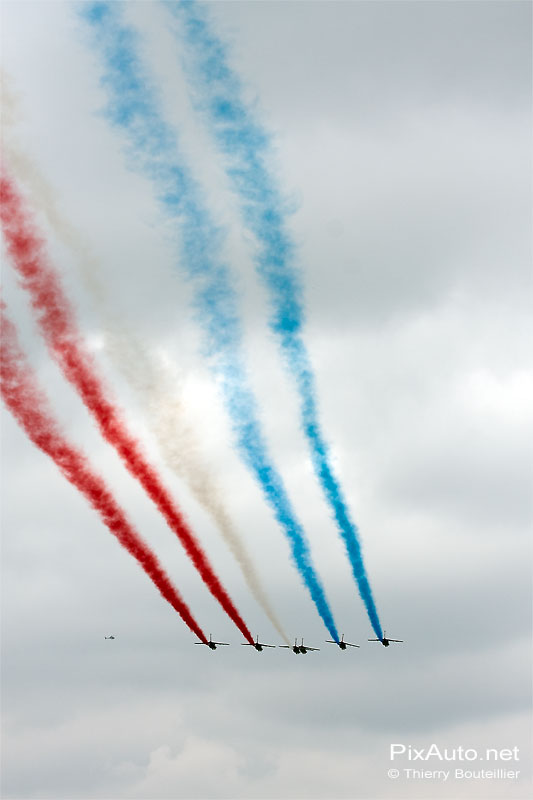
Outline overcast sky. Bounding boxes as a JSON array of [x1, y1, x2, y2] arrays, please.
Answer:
[[1, 1, 532, 799]]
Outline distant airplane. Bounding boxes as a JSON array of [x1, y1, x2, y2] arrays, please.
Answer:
[[194, 634, 230, 650], [298, 638, 319, 654], [326, 633, 360, 650], [368, 631, 403, 647], [104, 635, 115, 640], [280, 637, 301, 654], [241, 634, 276, 652]]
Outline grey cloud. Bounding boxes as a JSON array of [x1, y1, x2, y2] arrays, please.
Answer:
[[1, 1, 531, 799]]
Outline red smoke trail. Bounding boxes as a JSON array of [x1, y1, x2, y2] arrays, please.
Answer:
[[0, 305, 207, 642], [0, 169, 255, 645]]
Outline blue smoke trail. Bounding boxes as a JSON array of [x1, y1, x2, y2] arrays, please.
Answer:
[[167, 0, 383, 639], [79, 2, 339, 641]]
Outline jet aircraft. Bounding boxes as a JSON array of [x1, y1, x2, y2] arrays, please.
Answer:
[[241, 634, 276, 652], [280, 638, 301, 654], [298, 638, 319, 654], [326, 633, 360, 650], [194, 634, 230, 650], [104, 635, 115, 640], [368, 631, 403, 647]]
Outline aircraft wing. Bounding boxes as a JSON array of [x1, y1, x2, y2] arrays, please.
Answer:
[[214, 642, 230, 646], [261, 644, 276, 648], [368, 638, 380, 641], [307, 647, 320, 651], [346, 643, 360, 648], [389, 639, 403, 642], [279, 645, 290, 648], [325, 640, 337, 644]]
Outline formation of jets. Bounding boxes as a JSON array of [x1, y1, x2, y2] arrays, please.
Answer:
[[105, 632, 403, 650], [190, 632, 403, 652]]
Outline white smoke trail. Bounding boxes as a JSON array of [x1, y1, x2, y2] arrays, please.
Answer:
[[2, 80, 289, 644]]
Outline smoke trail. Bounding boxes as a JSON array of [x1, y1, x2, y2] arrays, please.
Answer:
[[80, 2, 339, 641], [1, 87, 289, 644], [0, 169, 255, 645], [168, 0, 383, 638], [0, 304, 207, 642]]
